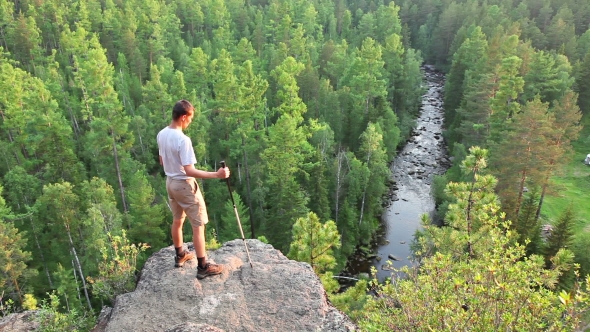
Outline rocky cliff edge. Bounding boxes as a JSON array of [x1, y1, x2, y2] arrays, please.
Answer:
[[92, 239, 357, 332], [0, 240, 356, 332]]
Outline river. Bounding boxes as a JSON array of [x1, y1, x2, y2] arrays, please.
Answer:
[[343, 65, 451, 282]]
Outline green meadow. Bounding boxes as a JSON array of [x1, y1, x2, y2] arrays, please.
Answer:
[[541, 115, 590, 234]]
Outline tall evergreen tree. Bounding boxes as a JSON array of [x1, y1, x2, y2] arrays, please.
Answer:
[[62, 28, 135, 212], [307, 139, 333, 223], [431, 2, 468, 69], [535, 92, 582, 220], [126, 171, 167, 252], [233, 60, 268, 237], [444, 26, 488, 124], [78, 177, 124, 264], [340, 38, 387, 151], [33, 182, 92, 310], [260, 57, 311, 252], [52, 263, 82, 312], [5, 12, 43, 72], [340, 153, 369, 255], [487, 55, 524, 144], [356, 123, 389, 239], [491, 98, 552, 221]]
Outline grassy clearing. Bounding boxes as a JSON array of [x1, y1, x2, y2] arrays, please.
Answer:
[[539, 115, 590, 233]]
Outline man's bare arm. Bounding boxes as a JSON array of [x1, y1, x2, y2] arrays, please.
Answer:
[[183, 164, 230, 179]]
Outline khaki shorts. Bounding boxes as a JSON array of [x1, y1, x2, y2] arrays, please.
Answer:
[[166, 178, 209, 227]]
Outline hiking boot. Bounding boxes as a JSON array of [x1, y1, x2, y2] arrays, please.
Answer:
[[197, 263, 224, 279], [174, 251, 194, 267]]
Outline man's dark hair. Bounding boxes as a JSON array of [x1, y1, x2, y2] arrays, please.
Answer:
[[172, 100, 194, 120]]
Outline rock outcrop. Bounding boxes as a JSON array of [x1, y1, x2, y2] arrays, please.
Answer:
[[0, 240, 355, 332], [0, 311, 39, 331], [92, 239, 356, 332]]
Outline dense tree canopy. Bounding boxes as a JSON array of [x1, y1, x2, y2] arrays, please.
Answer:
[[1, 0, 424, 317], [1, 0, 589, 329]]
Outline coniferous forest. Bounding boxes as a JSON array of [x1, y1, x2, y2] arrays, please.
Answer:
[[0, 0, 589, 330]]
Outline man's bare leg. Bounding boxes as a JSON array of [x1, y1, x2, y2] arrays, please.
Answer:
[[172, 218, 194, 267], [171, 218, 185, 248], [192, 225, 206, 264], [193, 224, 224, 279]]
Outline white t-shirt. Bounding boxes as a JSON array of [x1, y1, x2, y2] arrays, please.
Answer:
[[157, 127, 197, 180]]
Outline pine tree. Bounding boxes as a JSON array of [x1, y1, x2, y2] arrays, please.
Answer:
[[307, 144, 332, 223], [544, 206, 576, 263], [444, 26, 488, 123], [431, 2, 468, 69], [491, 98, 552, 221], [261, 57, 312, 251], [52, 264, 82, 312], [522, 51, 574, 104], [126, 171, 166, 252], [63, 29, 135, 212], [515, 187, 543, 255], [488, 55, 524, 144], [577, 29, 590, 60], [339, 38, 387, 151], [453, 72, 499, 147], [287, 212, 341, 274], [233, 60, 268, 237], [175, 0, 204, 48], [437, 147, 501, 258], [535, 91, 582, 220], [5, 12, 43, 72], [79, 177, 124, 263], [219, 192, 250, 243], [357, 123, 389, 239], [340, 153, 369, 254], [545, 6, 577, 59], [374, 2, 402, 44]]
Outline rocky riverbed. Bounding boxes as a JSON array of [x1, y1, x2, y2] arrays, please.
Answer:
[[343, 65, 451, 282]]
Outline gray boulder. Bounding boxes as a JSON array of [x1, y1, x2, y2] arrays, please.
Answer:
[[93, 239, 356, 332]]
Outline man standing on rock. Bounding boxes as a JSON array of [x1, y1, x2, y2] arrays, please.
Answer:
[[157, 99, 229, 279]]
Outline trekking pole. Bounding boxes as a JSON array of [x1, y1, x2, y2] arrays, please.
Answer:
[[220, 161, 253, 268]]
